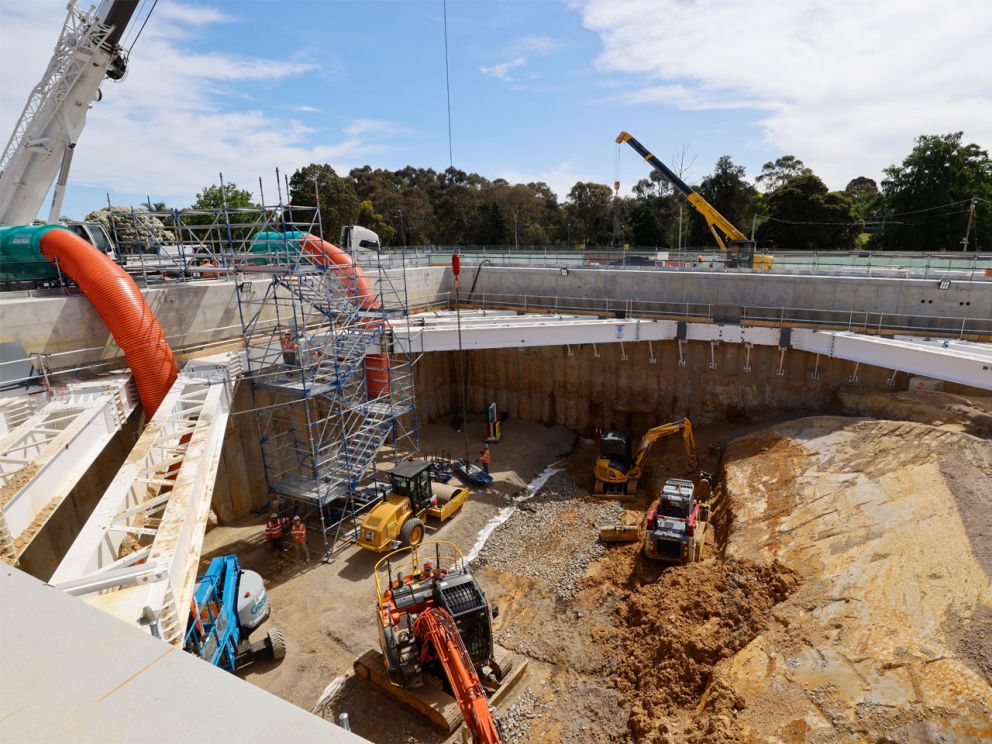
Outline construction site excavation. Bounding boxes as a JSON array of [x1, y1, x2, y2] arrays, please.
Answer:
[[2, 2, 992, 744]]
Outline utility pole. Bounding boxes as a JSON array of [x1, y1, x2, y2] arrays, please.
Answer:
[[961, 196, 977, 251], [395, 210, 406, 247]]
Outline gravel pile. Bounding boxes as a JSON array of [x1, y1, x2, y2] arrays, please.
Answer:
[[475, 471, 622, 600], [498, 687, 548, 744]]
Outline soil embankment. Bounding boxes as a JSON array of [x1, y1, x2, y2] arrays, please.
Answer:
[[720, 415, 992, 742]]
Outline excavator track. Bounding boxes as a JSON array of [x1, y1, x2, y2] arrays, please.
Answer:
[[354, 642, 527, 735]]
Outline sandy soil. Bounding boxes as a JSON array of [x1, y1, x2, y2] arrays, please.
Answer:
[[720, 416, 992, 742], [202, 394, 992, 744]]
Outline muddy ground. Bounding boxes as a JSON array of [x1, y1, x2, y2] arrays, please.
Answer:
[[204, 391, 992, 743]]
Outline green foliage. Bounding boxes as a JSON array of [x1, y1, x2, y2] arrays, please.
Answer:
[[174, 134, 985, 252], [689, 156, 758, 245], [357, 200, 396, 245], [757, 172, 858, 250], [874, 133, 992, 251], [756, 155, 811, 193], [566, 182, 615, 246], [288, 164, 360, 239], [192, 183, 254, 211], [843, 177, 881, 221]]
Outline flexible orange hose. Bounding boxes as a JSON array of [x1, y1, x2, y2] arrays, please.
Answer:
[[40, 230, 178, 417], [298, 234, 390, 398]]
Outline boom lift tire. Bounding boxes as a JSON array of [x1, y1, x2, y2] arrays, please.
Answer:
[[401, 518, 425, 548], [625, 478, 638, 496], [267, 628, 287, 660]]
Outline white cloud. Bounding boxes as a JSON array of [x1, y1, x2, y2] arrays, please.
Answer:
[[510, 34, 558, 55], [289, 105, 319, 113], [0, 1, 400, 210], [574, 0, 992, 188], [343, 119, 406, 137], [479, 57, 526, 82]]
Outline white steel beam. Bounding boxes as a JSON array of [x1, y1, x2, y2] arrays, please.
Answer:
[[791, 330, 992, 390], [0, 376, 135, 565], [395, 313, 992, 390], [51, 356, 237, 646]]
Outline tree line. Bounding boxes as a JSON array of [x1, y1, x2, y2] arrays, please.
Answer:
[[138, 131, 992, 252]]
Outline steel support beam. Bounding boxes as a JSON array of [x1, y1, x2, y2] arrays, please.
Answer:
[[394, 313, 992, 390], [0, 376, 135, 565], [51, 355, 237, 645]]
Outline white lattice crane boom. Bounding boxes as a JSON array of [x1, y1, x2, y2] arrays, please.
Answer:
[[0, 1, 138, 227]]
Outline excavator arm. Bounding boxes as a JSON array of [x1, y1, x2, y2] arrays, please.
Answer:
[[630, 418, 698, 478], [616, 131, 750, 251], [414, 607, 503, 744]]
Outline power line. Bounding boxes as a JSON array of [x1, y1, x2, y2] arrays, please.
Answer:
[[442, 0, 454, 169]]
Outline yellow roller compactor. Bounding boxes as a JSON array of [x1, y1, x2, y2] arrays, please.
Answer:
[[358, 460, 469, 553]]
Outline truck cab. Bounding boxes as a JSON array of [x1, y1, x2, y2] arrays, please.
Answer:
[[63, 222, 117, 261], [339, 224, 381, 258]]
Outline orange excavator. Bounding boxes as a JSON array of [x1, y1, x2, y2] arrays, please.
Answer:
[[373, 542, 504, 744]]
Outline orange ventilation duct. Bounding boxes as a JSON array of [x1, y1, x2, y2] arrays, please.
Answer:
[[40, 229, 178, 416]]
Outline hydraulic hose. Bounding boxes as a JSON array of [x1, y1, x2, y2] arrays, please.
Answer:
[[39, 228, 178, 416]]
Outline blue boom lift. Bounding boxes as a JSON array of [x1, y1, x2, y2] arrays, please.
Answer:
[[184, 554, 286, 671]]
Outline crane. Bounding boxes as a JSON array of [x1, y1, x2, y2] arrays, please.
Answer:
[[594, 417, 698, 495], [616, 131, 773, 269], [0, 1, 139, 227]]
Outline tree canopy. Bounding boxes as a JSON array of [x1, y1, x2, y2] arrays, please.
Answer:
[[179, 131, 990, 252]]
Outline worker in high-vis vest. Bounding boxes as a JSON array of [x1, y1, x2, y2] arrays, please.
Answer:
[[478, 444, 491, 476], [265, 513, 287, 553], [291, 516, 309, 563]]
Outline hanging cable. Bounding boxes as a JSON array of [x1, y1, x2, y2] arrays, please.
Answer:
[[127, 0, 158, 53], [442, 0, 454, 169]]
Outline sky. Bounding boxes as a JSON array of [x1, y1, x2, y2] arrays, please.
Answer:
[[1, 0, 989, 221]]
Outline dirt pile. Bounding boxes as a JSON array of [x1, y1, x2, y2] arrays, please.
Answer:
[[603, 548, 799, 744]]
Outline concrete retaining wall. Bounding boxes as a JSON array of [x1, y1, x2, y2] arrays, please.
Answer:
[[0, 267, 449, 374], [457, 266, 992, 333]]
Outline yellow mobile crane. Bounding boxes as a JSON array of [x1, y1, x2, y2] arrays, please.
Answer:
[[616, 131, 773, 269], [594, 418, 698, 495]]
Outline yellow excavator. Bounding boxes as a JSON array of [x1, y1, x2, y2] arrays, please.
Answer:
[[357, 460, 469, 553], [594, 418, 698, 495], [616, 131, 773, 270]]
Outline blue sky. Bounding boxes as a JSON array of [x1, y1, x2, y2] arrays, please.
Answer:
[[2, 0, 989, 221]]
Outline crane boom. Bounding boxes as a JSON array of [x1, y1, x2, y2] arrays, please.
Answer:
[[616, 130, 751, 251], [414, 607, 503, 744], [0, 1, 138, 227]]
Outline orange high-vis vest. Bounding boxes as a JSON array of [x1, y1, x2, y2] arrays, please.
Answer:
[[265, 519, 283, 540], [291, 522, 306, 542]]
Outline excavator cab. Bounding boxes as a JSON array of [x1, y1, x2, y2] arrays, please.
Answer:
[[594, 431, 633, 494]]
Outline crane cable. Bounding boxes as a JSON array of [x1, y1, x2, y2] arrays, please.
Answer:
[[442, 0, 454, 169], [127, 0, 158, 54]]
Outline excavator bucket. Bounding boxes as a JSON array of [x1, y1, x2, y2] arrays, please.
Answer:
[[597, 524, 640, 543]]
